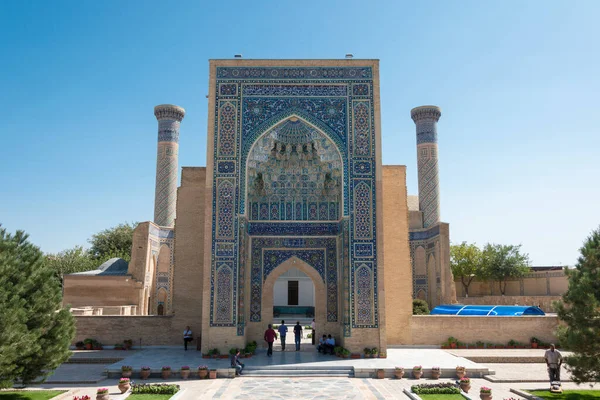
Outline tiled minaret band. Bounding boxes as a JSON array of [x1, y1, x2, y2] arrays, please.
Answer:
[[411, 105, 441, 228], [153, 104, 185, 227]]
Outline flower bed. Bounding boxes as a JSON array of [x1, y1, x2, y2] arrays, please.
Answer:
[[131, 383, 180, 395], [411, 383, 460, 394]]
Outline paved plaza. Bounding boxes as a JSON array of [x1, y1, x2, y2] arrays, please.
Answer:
[[30, 349, 596, 400]]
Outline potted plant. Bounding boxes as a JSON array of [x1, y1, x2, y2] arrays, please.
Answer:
[[198, 365, 209, 379], [114, 343, 124, 350], [456, 365, 466, 379], [96, 388, 109, 400], [229, 347, 237, 356], [124, 339, 133, 350], [448, 337, 458, 349], [121, 365, 133, 378], [180, 366, 191, 379], [209, 368, 218, 379], [459, 377, 471, 393], [161, 366, 172, 379], [334, 346, 343, 357], [350, 353, 361, 359], [431, 366, 441, 379], [476, 341, 485, 349], [83, 338, 94, 350], [507, 339, 517, 349], [363, 348, 372, 358], [140, 366, 151, 380], [394, 367, 404, 379], [371, 347, 379, 358], [92, 339, 103, 350], [412, 365, 423, 379], [209, 348, 220, 359], [75, 341, 85, 350], [118, 377, 131, 393], [342, 348, 351, 359], [73, 396, 91, 400], [376, 368, 385, 379], [530, 337, 540, 349], [202, 353, 211, 359], [480, 386, 492, 400]]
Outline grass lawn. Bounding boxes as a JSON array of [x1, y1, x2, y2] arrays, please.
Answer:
[[529, 390, 600, 399], [0, 391, 66, 400], [418, 395, 466, 400], [127, 395, 175, 400]]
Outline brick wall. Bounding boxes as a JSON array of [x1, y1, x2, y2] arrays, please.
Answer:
[[410, 315, 559, 345], [74, 316, 181, 346]]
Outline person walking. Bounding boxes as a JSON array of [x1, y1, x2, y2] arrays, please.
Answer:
[[311, 318, 316, 345], [544, 344, 563, 383], [183, 326, 193, 351], [264, 324, 277, 357], [278, 320, 288, 351], [231, 348, 245, 376], [294, 321, 303, 351]]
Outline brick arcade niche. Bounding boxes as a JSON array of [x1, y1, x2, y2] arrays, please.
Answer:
[[204, 60, 384, 351]]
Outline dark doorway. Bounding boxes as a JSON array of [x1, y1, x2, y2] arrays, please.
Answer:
[[288, 280, 299, 305]]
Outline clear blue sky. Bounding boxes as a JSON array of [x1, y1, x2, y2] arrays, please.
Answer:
[[1, 1, 598, 266]]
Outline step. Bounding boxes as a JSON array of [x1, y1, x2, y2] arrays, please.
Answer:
[[241, 373, 353, 378], [244, 366, 352, 371], [241, 369, 353, 378]]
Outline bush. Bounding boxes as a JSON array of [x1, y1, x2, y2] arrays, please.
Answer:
[[413, 299, 430, 315], [411, 383, 460, 394], [131, 383, 180, 395]]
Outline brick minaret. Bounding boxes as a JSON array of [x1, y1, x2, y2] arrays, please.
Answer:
[[411, 105, 441, 228], [153, 104, 185, 227]]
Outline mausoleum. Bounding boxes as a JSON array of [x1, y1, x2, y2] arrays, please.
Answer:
[[65, 59, 462, 353]]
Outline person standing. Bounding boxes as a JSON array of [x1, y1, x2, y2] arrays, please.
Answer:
[[278, 320, 288, 351], [294, 321, 303, 351], [544, 344, 563, 383], [183, 326, 193, 351], [264, 324, 277, 357], [311, 319, 316, 345]]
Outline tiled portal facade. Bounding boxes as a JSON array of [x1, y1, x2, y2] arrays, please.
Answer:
[[64, 59, 456, 352]]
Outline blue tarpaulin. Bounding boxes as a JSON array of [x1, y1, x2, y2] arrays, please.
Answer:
[[430, 304, 545, 316]]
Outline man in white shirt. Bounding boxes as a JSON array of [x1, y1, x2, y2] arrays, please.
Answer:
[[183, 326, 193, 351], [544, 344, 563, 382]]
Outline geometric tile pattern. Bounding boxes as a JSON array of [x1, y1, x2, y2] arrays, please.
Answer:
[[209, 65, 379, 329], [409, 225, 441, 300], [411, 106, 441, 228], [249, 237, 338, 323], [153, 106, 184, 228]]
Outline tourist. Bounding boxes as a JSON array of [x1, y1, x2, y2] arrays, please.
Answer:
[[317, 334, 327, 353], [264, 324, 277, 356], [231, 348, 245, 376], [544, 344, 563, 383], [278, 320, 288, 351], [324, 334, 335, 354], [183, 326, 193, 351], [311, 319, 316, 345], [294, 321, 303, 351]]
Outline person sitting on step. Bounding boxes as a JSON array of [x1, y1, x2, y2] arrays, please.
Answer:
[[324, 334, 335, 355], [317, 334, 327, 353], [231, 348, 245, 376]]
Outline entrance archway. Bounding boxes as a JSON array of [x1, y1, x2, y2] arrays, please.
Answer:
[[262, 256, 331, 345]]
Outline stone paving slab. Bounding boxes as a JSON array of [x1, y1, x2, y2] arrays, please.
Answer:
[[44, 364, 107, 384], [105, 348, 484, 372], [483, 363, 572, 383]]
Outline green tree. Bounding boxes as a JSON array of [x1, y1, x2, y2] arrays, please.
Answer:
[[0, 227, 75, 388], [42, 246, 96, 281], [482, 243, 530, 295], [88, 222, 137, 262], [412, 299, 430, 315], [450, 242, 485, 297], [556, 226, 600, 384]]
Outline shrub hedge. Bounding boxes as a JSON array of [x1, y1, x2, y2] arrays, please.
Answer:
[[411, 382, 460, 394], [131, 383, 180, 395]]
